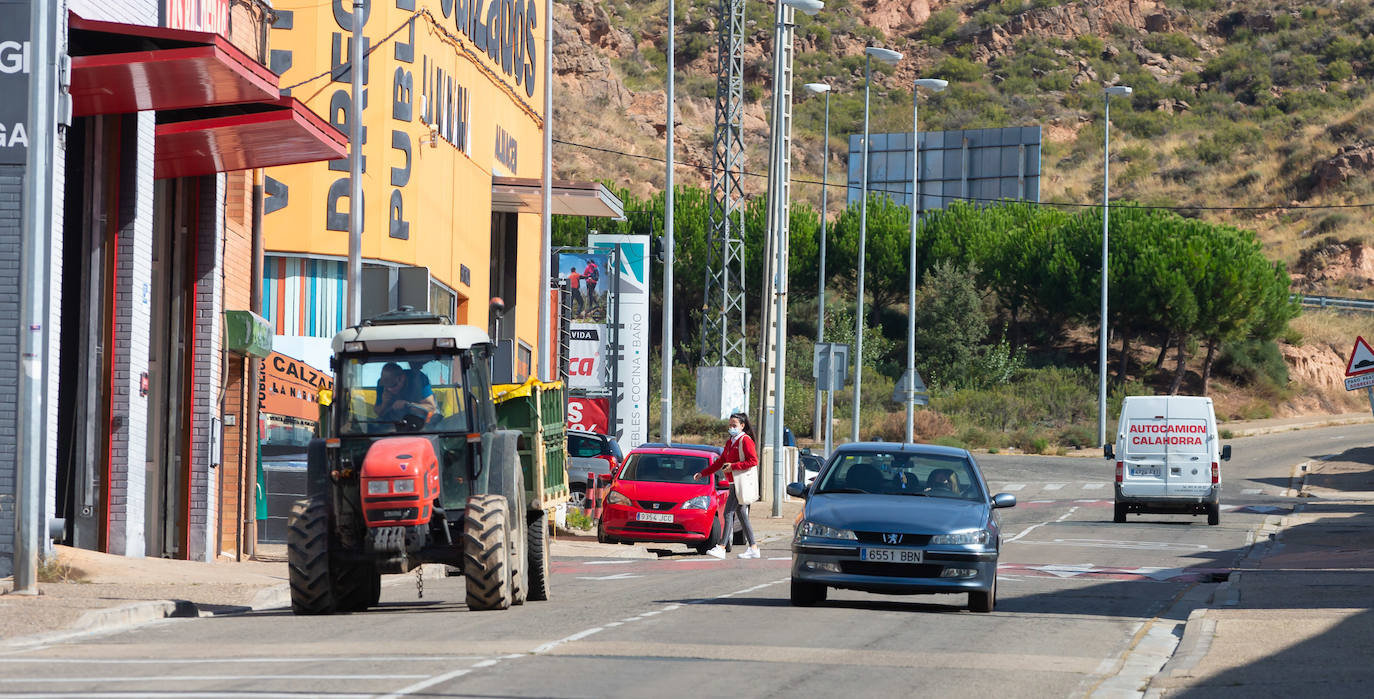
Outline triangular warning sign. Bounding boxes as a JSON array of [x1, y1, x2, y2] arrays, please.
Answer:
[[1346, 336, 1374, 376]]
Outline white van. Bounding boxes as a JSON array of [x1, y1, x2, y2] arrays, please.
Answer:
[[1104, 395, 1231, 525]]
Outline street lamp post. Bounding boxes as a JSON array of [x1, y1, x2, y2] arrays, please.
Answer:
[[803, 82, 831, 452], [852, 46, 902, 443], [767, 0, 822, 515], [1098, 84, 1133, 448], [663, 0, 676, 443], [905, 77, 947, 443]]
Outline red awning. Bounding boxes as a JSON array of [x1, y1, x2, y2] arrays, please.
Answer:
[[69, 14, 280, 117], [155, 98, 347, 179]]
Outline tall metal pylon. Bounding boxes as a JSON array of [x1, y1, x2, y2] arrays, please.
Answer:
[[701, 0, 748, 368]]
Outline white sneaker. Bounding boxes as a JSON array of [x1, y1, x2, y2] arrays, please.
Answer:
[[704, 545, 726, 559], [739, 547, 760, 559]]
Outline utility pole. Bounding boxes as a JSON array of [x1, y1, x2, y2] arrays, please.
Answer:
[[345, 0, 365, 326], [662, 0, 676, 443], [15, 0, 59, 594], [539, 0, 554, 381]]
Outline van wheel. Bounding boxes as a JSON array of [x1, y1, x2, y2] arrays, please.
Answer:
[[1207, 504, 1220, 526], [1113, 502, 1127, 524]]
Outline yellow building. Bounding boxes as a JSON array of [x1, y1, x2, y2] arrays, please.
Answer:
[[263, 1, 620, 379]]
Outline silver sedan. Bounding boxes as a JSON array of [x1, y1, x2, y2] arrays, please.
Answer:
[[787, 443, 1016, 612]]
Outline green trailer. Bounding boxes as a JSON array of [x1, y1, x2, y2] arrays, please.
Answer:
[[492, 379, 572, 511]]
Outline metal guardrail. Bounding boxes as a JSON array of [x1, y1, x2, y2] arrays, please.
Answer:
[[1293, 294, 1374, 313]]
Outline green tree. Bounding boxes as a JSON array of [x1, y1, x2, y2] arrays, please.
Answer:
[[912, 260, 993, 388]]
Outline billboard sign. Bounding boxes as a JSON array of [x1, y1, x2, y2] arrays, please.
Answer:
[[847, 126, 1042, 210], [165, 0, 230, 35], [589, 234, 650, 453], [567, 324, 608, 391], [0, 1, 31, 166], [567, 396, 611, 433]]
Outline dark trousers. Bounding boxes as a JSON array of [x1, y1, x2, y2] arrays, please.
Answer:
[[720, 489, 755, 547]]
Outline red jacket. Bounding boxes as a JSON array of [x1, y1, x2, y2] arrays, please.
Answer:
[[700, 433, 758, 484]]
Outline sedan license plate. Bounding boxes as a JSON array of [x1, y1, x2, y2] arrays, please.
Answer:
[[636, 512, 674, 523], [1130, 466, 1161, 477], [860, 548, 922, 563]]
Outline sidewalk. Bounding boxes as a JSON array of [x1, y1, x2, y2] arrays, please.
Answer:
[[1147, 441, 1374, 696], [0, 500, 805, 648]]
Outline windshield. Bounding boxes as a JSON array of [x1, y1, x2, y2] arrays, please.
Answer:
[[337, 352, 470, 435], [619, 453, 712, 484], [815, 451, 984, 501]]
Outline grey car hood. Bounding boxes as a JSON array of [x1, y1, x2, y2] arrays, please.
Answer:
[[805, 494, 989, 534]]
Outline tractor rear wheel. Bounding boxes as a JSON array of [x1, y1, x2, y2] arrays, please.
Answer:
[[287, 497, 337, 615], [463, 494, 513, 611], [526, 509, 551, 601]]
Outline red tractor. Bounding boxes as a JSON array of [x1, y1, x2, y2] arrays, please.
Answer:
[[287, 308, 567, 613]]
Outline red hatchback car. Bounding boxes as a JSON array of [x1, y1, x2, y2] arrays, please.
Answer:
[[597, 444, 731, 554]]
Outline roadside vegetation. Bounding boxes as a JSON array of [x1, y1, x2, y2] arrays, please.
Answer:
[[556, 183, 1299, 453]]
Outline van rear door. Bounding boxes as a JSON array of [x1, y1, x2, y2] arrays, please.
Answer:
[[1120, 400, 1168, 499], [1162, 400, 1212, 498]]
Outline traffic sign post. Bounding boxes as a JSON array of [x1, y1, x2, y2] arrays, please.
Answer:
[[813, 343, 849, 456], [1343, 336, 1374, 417]]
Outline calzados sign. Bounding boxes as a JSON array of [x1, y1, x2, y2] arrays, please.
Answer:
[[435, 0, 539, 98], [1129, 423, 1207, 446]]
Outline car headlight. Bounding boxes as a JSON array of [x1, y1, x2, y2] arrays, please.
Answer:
[[681, 495, 710, 510], [605, 490, 632, 506], [392, 479, 416, 494], [798, 520, 857, 540], [366, 480, 389, 495], [930, 529, 990, 545]]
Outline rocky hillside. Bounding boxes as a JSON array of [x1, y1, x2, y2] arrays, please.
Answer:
[[552, 0, 1374, 293]]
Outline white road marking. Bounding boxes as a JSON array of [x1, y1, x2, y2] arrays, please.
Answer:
[[0, 694, 372, 699], [575, 572, 642, 581], [530, 627, 605, 655], [1020, 538, 1210, 552], [1002, 484, 1026, 491], [0, 657, 484, 665], [768, 556, 791, 560], [1026, 564, 1100, 578], [1056, 507, 1080, 522], [1044, 483, 1066, 490], [376, 668, 473, 699], [1082, 483, 1105, 490], [583, 560, 634, 565], [1242, 488, 1261, 495], [1007, 522, 1047, 543], [0, 675, 427, 684]]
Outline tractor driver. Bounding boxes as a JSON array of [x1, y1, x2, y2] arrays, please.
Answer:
[[375, 362, 437, 425]]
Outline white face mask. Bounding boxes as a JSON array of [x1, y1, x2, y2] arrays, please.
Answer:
[[728, 426, 742, 438]]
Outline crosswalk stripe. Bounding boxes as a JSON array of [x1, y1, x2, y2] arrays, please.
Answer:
[[1242, 488, 1261, 495], [1000, 484, 1026, 491], [1043, 483, 1066, 490], [1082, 483, 1105, 489]]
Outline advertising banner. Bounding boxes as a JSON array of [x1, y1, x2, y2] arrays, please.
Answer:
[[566, 324, 607, 391], [258, 336, 334, 452], [165, 0, 229, 35], [0, 1, 31, 166], [589, 234, 650, 453], [567, 396, 611, 433], [557, 252, 609, 324]]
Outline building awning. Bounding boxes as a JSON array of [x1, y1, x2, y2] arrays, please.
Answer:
[[68, 12, 348, 180], [69, 14, 280, 117], [155, 98, 347, 179], [491, 177, 625, 219]]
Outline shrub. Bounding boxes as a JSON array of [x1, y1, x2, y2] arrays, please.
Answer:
[[933, 435, 967, 449], [1056, 424, 1095, 449], [674, 412, 727, 440], [565, 510, 595, 530], [1215, 340, 1290, 389]]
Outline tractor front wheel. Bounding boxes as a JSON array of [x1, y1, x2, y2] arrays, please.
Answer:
[[526, 510, 551, 601], [287, 497, 337, 615], [463, 494, 513, 611]]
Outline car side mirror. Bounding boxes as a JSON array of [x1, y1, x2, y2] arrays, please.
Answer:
[[715, 474, 730, 489], [992, 493, 1017, 509], [1103, 444, 1114, 459], [1221, 444, 1231, 461], [786, 482, 808, 499]]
